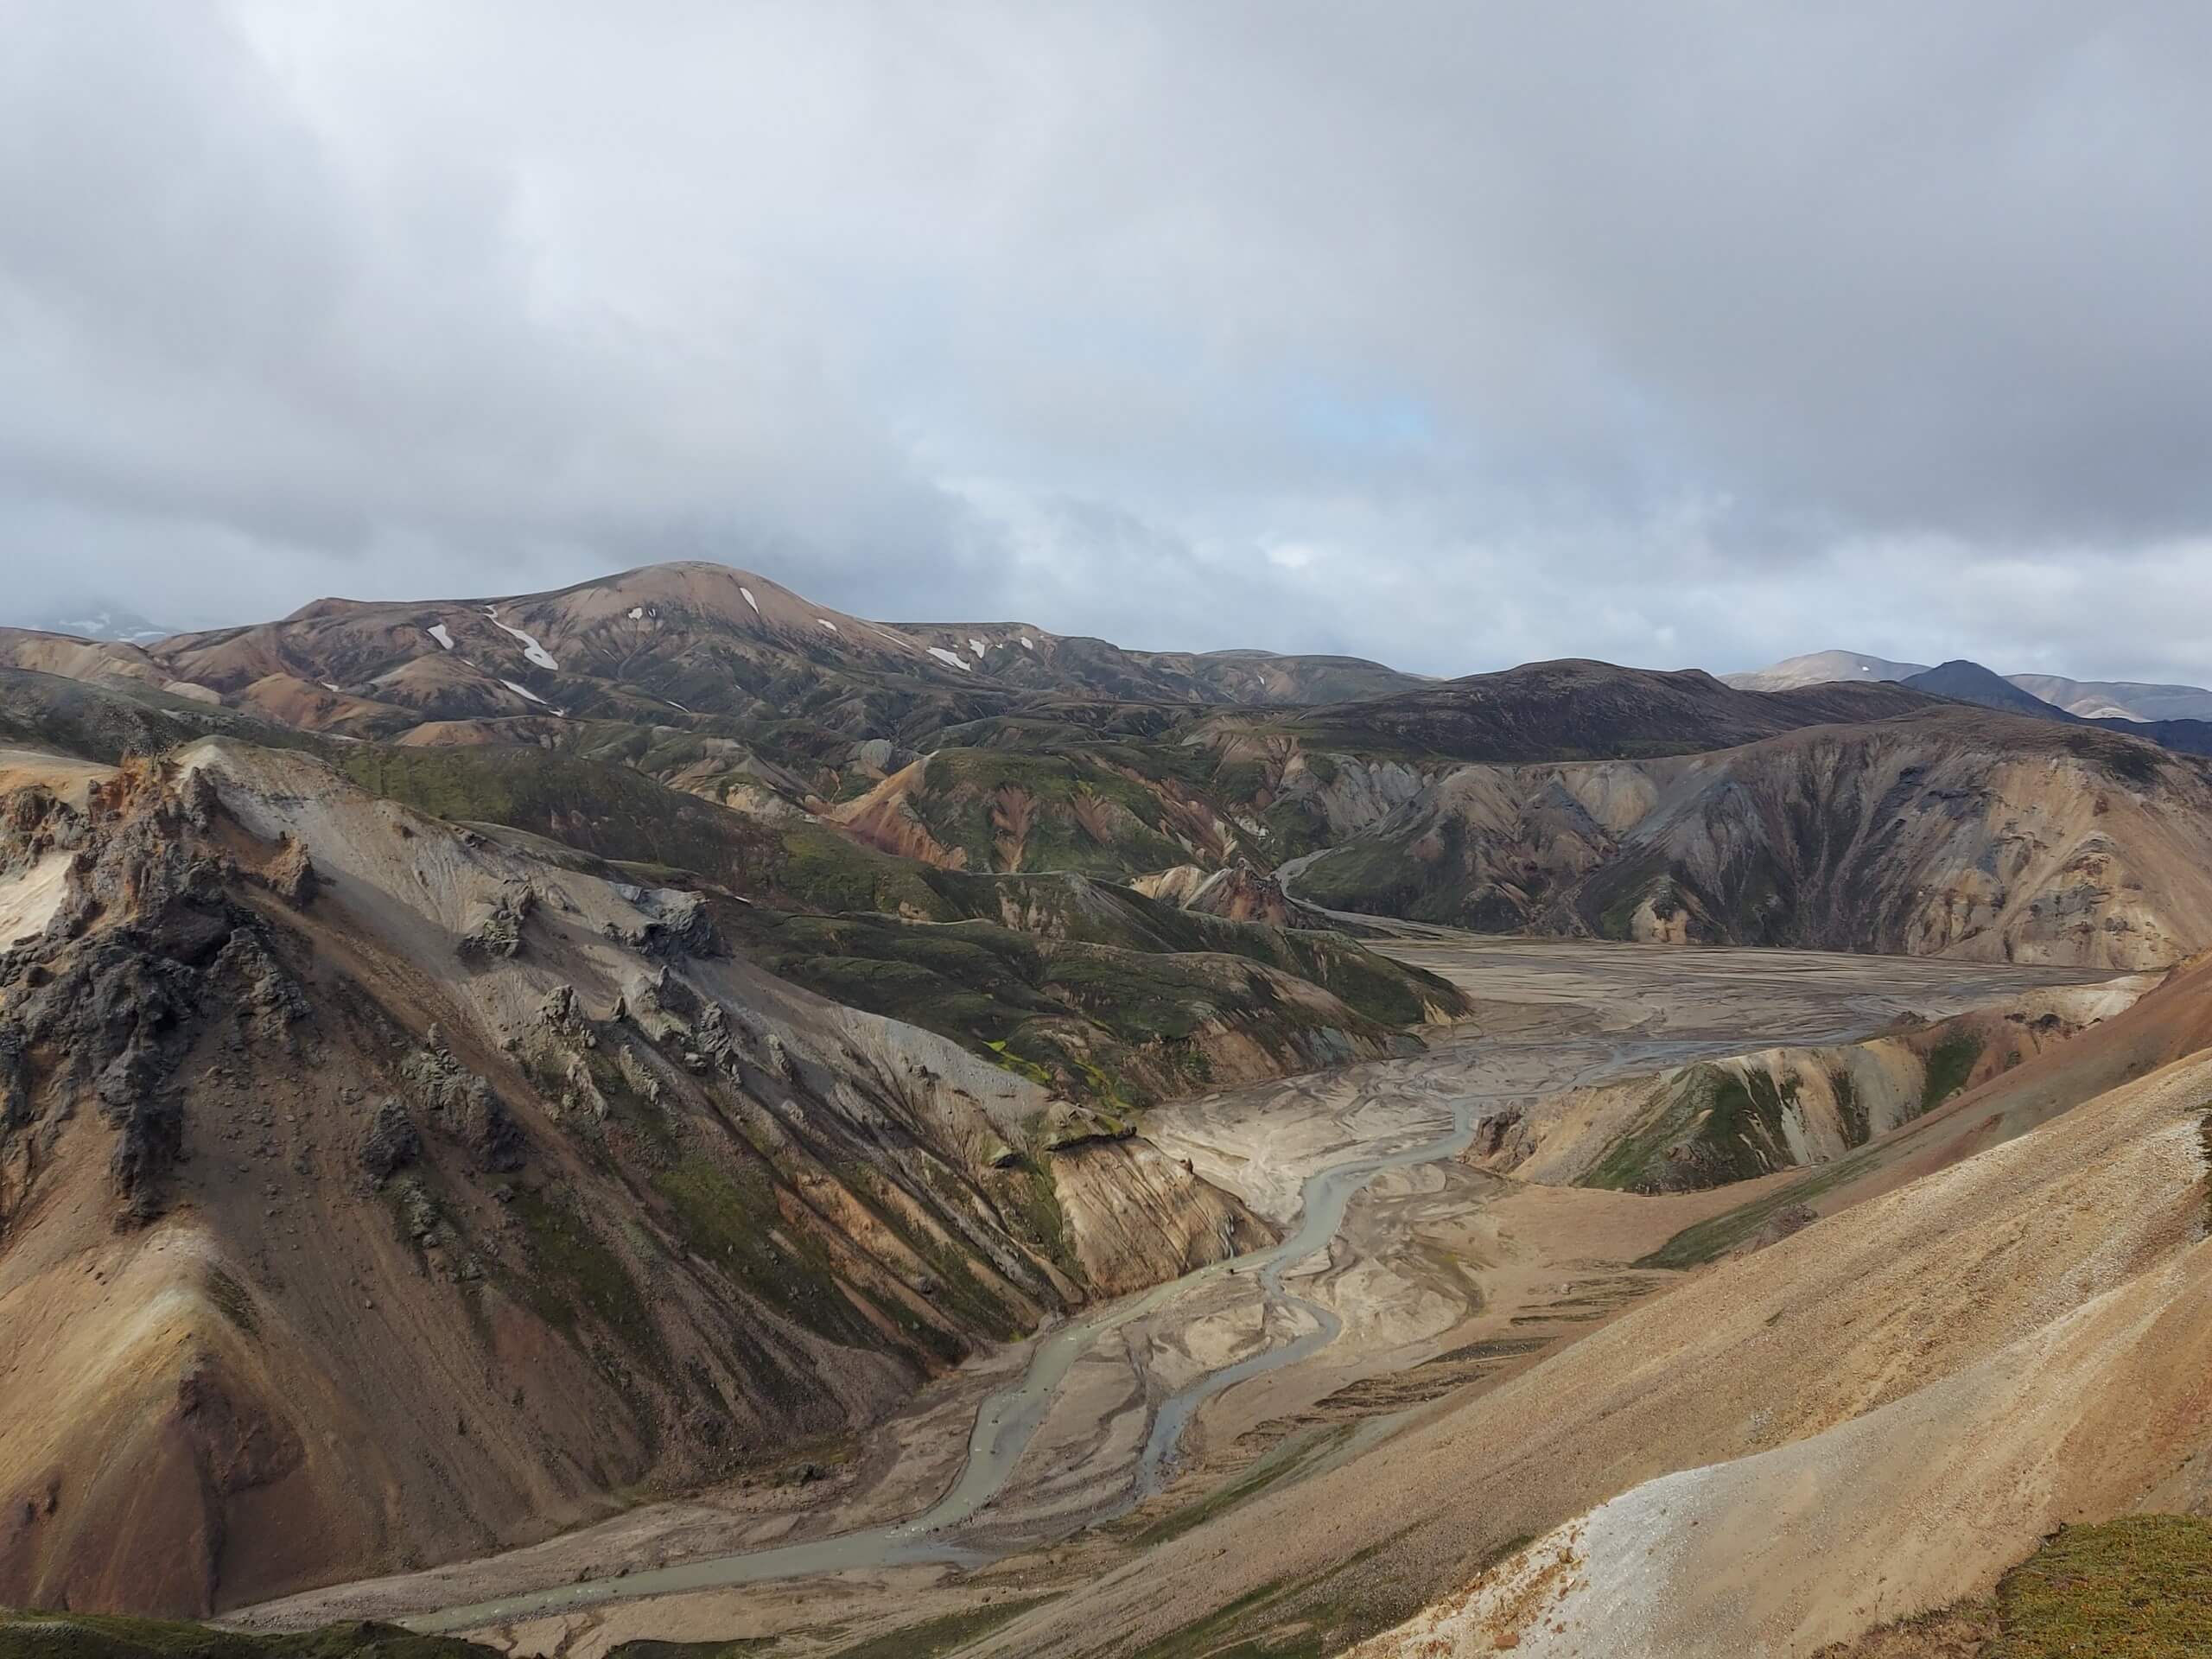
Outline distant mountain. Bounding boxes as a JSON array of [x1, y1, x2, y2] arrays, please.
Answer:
[[15, 602, 175, 645], [1722, 650, 1930, 691], [0, 562, 1426, 747], [2007, 673, 2212, 724], [1902, 659, 2073, 719], [1892, 659, 2212, 758], [1229, 658, 1943, 766], [1726, 652, 2212, 728], [1294, 703, 2212, 966]]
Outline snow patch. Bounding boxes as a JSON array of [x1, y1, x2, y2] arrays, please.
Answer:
[[1019, 635, 1035, 651], [817, 618, 839, 633], [427, 624, 454, 651], [741, 586, 760, 614], [499, 679, 548, 706], [627, 606, 645, 620], [968, 635, 988, 658], [485, 610, 558, 670], [927, 646, 973, 673], [321, 682, 340, 693]]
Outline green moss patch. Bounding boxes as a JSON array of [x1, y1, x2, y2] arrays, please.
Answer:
[[1128, 1529, 1427, 1659], [1985, 1516, 2212, 1656], [596, 1599, 1054, 1659], [1635, 1136, 1891, 1268], [203, 1266, 260, 1339], [1827, 1516, 2212, 1657], [1580, 1065, 1800, 1194], [1921, 1031, 1985, 1112]]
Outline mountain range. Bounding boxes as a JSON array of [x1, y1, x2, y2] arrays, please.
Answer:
[[8, 569, 2212, 978], [1725, 645, 2212, 722]]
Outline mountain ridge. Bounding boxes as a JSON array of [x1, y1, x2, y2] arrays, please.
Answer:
[[1731, 645, 2212, 724]]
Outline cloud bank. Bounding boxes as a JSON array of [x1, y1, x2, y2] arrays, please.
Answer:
[[6, 1, 2212, 679]]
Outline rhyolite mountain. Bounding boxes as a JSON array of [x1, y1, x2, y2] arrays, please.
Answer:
[[1, 561, 1421, 746], [1292, 703, 2212, 967]]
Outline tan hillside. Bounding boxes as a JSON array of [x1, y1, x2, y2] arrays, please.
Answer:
[[1350, 1039, 2212, 1655]]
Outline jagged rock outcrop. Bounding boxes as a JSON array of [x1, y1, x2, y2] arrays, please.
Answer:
[[257, 833, 317, 907], [359, 1098, 421, 1184], [454, 882, 532, 960], [397, 1035, 526, 1173], [0, 760, 318, 1226], [1048, 1135, 1273, 1297]]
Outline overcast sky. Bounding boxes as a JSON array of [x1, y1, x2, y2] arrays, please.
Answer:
[[6, 2, 2212, 681]]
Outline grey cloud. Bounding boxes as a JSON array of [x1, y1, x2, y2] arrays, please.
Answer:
[[3, 1, 2210, 681]]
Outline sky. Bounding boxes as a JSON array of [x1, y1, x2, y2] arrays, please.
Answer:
[[6, 2, 2212, 683]]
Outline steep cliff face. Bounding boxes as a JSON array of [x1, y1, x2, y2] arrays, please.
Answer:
[[1299, 711, 2212, 967], [1132, 864, 1310, 926], [0, 743, 1266, 1617]]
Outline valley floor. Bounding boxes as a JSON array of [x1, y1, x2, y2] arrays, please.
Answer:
[[226, 941, 2124, 1659]]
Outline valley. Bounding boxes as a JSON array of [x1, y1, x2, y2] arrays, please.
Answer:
[[219, 939, 2121, 1656]]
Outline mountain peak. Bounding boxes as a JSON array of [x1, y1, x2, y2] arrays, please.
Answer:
[[1721, 649, 1932, 691], [1903, 659, 2073, 721]]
